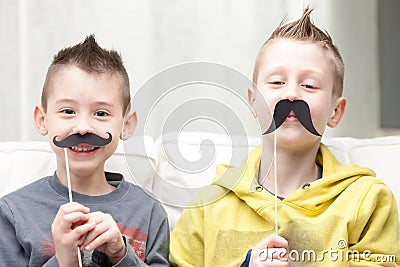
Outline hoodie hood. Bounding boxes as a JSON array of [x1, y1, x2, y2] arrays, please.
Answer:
[[212, 144, 376, 214]]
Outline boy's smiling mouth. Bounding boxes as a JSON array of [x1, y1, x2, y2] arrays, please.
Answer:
[[70, 144, 99, 152]]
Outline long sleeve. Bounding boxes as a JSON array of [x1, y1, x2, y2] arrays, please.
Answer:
[[92, 203, 170, 267], [0, 198, 28, 266], [0, 198, 60, 266], [170, 205, 205, 267], [142, 202, 170, 266], [348, 183, 400, 266], [92, 238, 152, 267]]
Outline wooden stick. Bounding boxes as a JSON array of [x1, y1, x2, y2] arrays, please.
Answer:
[[64, 148, 82, 267], [273, 133, 278, 236]]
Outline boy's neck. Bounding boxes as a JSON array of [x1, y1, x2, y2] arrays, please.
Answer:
[[258, 138, 320, 198], [56, 168, 116, 196]]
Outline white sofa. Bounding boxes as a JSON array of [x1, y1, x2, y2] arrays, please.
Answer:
[[1, 132, 399, 230]]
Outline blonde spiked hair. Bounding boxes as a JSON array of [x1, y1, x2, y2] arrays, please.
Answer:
[[253, 7, 344, 96]]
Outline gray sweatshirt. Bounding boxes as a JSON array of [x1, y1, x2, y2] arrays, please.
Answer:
[[0, 172, 170, 266]]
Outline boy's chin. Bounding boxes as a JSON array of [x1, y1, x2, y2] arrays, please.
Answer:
[[68, 162, 104, 178], [274, 129, 321, 145]]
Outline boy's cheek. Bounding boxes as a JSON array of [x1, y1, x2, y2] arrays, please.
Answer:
[[254, 111, 273, 133], [255, 99, 275, 123]]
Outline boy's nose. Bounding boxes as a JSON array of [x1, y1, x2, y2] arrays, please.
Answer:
[[283, 84, 301, 101], [72, 117, 95, 136]]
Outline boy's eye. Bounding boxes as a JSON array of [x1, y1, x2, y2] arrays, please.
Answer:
[[266, 81, 285, 89], [302, 84, 317, 89], [269, 81, 285, 85], [94, 111, 109, 117], [61, 109, 75, 115]]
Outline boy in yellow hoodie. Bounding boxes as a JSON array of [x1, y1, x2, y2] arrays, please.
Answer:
[[170, 7, 400, 266]]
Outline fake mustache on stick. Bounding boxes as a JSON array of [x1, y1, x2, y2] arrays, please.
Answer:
[[53, 132, 113, 148], [263, 99, 321, 136]]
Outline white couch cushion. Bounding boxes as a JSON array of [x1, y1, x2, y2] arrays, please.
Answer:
[[0, 136, 157, 197], [322, 135, 400, 205], [153, 132, 400, 228], [0, 141, 56, 197], [152, 132, 260, 228]]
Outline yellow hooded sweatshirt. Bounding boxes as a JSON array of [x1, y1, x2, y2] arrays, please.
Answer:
[[170, 144, 400, 266]]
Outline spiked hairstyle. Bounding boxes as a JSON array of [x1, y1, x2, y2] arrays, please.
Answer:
[[253, 7, 344, 96], [41, 35, 131, 113]]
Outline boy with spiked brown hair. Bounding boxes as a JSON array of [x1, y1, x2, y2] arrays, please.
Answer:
[[170, 7, 400, 266], [0, 35, 169, 266]]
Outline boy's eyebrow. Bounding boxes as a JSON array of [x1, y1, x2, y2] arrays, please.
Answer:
[[265, 66, 324, 76], [302, 69, 324, 76], [54, 99, 77, 105], [55, 99, 116, 108], [92, 101, 116, 108]]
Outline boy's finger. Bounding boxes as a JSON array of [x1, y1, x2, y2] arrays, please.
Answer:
[[254, 234, 288, 250], [83, 227, 112, 251], [252, 248, 289, 267], [52, 222, 96, 249], [71, 222, 96, 242], [85, 211, 106, 225], [263, 259, 289, 267], [58, 202, 90, 214], [270, 248, 287, 259], [257, 248, 287, 260], [80, 220, 109, 249], [57, 212, 90, 230], [78, 233, 87, 246], [269, 235, 288, 250]]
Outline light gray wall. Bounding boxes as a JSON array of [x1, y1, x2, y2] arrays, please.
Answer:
[[379, 0, 400, 129], [0, 0, 386, 140]]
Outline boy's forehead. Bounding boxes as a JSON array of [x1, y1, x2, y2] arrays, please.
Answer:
[[51, 65, 121, 87], [261, 38, 323, 58], [52, 65, 119, 81], [47, 66, 125, 104], [257, 38, 336, 74]]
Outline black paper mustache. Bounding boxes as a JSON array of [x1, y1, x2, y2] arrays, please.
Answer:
[[53, 132, 113, 148], [263, 99, 321, 136]]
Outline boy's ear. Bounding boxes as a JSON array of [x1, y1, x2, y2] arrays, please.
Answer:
[[328, 97, 346, 128], [33, 105, 48, 136], [248, 87, 257, 118], [120, 110, 138, 140]]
